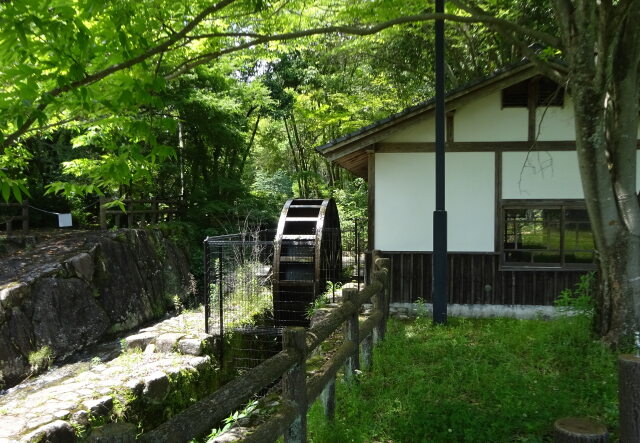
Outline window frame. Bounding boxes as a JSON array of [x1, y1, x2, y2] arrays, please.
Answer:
[[499, 199, 596, 270]]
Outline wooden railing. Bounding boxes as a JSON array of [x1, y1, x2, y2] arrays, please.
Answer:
[[0, 200, 29, 234], [99, 197, 183, 229], [140, 254, 390, 443]]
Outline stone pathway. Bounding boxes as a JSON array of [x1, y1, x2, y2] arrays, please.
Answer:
[[0, 309, 217, 442]]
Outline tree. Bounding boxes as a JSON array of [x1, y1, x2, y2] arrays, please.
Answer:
[[1, 0, 638, 344]]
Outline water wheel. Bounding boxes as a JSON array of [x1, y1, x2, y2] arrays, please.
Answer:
[[273, 198, 342, 327]]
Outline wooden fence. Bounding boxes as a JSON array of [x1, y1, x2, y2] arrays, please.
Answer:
[[99, 197, 183, 229], [0, 200, 29, 234], [385, 252, 589, 306], [140, 255, 390, 443]]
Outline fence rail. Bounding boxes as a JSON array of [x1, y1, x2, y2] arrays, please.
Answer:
[[141, 253, 389, 443], [0, 200, 29, 234], [99, 197, 182, 229]]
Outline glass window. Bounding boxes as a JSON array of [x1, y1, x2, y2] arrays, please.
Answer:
[[503, 204, 594, 267]]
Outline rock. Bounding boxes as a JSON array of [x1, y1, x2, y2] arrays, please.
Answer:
[[156, 333, 184, 353], [143, 371, 169, 401], [0, 229, 191, 390], [31, 278, 110, 359], [70, 410, 89, 427], [66, 253, 94, 282], [88, 423, 137, 443], [83, 396, 113, 416], [22, 420, 76, 443], [124, 378, 144, 395], [210, 427, 250, 442], [177, 338, 203, 355], [0, 282, 30, 311], [0, 310, 33, 387], [188, 356, 211, 371]]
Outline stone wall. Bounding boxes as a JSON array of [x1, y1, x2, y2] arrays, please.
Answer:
[[0, 229, 193, 389]]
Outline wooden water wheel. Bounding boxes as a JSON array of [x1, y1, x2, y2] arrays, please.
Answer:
[[273, 198, 342, 327]]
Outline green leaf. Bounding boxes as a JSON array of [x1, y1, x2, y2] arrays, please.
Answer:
[[1, 182, 10, 202]]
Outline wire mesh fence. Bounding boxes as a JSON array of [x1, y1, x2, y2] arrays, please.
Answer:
[[341, 217, 368, 290], [203, 217, 367, 371]]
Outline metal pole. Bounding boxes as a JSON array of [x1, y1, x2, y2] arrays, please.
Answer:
[[218, 245, 224, 365], [204, 240, 210, 334], [355, 219, 360, 292], [432, 0, 448, 325]]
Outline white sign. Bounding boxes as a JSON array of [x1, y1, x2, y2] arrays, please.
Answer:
[[58, 213, 72, 228]]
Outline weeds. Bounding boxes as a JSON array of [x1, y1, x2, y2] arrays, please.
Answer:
[[204, 400, 259, 442], [555, 271, 596, 316], [28, 346, 53, 373], [308, 316, 618, 442]]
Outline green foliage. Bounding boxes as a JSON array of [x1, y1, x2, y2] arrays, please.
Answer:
[[308, 316, 618, 442], [555, 272, 596, 316], [204, 400, 259, 442], [28, 346, 53, 372]]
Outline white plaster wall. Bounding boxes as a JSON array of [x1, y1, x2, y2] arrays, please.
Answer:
[[502, 151, 583, 199], [384, 116, 435, 143], [455, 91, 528, 142], [375, 152, 494, 252], [535, 95, 575, 141]]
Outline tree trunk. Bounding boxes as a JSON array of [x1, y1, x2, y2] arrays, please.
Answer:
[[554, 0, 640, 346]]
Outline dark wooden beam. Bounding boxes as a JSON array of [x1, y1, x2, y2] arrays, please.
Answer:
[[377, 141, 582, 152], [367, 150, 376, 251]]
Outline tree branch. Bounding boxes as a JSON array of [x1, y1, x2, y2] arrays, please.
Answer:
[[0, 0, 240, 151], [168, 11, 560, 80]]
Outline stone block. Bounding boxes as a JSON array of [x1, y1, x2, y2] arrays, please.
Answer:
[[67, 253, 95, 282], [84, 396, 113, 417], [187, 356, 211, 371], [177, 338, 203, 356], [89, 423, 136, 443], [123, 332, 155, 351], [155, 333, 184, 353], [142, 371, 169, 401], [22, 420, 76, 443], [70, 410, 89, 427], [0, 282, 30, 310], [124, 378, 143, 395]]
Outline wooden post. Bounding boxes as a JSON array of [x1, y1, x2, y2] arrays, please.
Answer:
[[320, 377, 336, 420], [152, 199, 159, 224], [375, 256, 390, 340], [283, 327, 308, 443], [372, 282, 383, 345], [99, 196, 107, 230], [619, 354, 640, 442], [553, 417, 608, 442], [127, 200, 134, 227], [361, 333, 373, 371], [342, 288, 360, 381], [21, 200, 28, 233]]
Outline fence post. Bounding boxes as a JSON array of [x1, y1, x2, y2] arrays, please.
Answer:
[[127, 200, 134, 227], [321, 378, 336, 420], [375, 255, 390, 341], [283, 327, 308, 443], [21, 200, 29, 233], [152, 199, 159, 224], [361, 332, 373, 372], [619, 354, 640, 441], [99, 197, 107, 229], [342, 288, 360, 381]]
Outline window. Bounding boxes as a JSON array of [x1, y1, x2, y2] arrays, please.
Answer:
[[502, 77, 565, 108], [502, 202, 595, 268]]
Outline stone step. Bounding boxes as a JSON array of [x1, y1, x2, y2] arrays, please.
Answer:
[[0, 308, 218, 442]]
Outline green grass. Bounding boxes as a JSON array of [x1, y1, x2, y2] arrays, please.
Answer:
[[308, 315, 619, 442]]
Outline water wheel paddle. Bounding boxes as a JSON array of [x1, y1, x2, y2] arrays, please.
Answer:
[[272, 198, 342, 326]]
